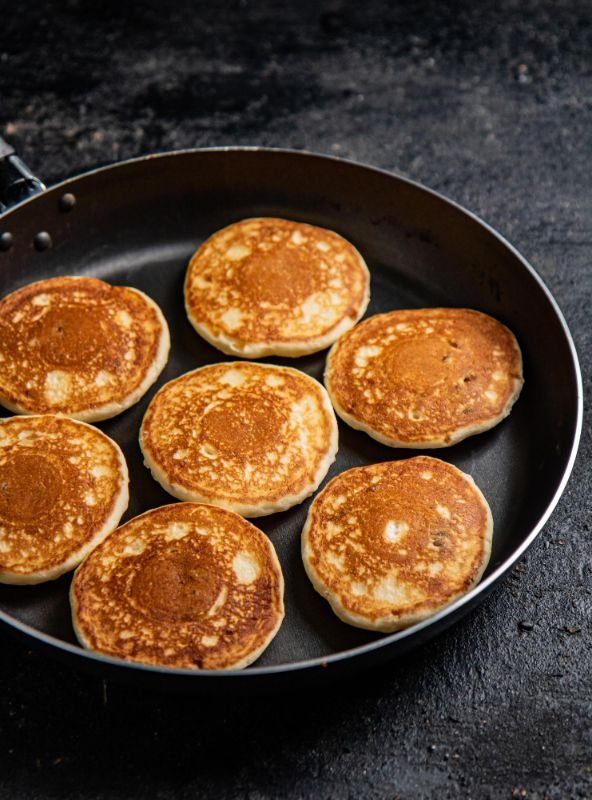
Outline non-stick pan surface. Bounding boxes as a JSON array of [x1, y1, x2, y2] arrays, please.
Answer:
[[0, 148, 582, 692]]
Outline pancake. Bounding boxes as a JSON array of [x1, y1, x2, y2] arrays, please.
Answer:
[[70, 502, 285, 670], [0, 414, 129, 584], [184, 217, 370, 358], [302, 456, 493, 632], [140, 362, 338, 517], [0, 276, 170, 421], [325, 308, 523, 448]]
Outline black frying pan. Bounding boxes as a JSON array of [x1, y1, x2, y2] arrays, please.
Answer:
[[0, 139, 582, 693]]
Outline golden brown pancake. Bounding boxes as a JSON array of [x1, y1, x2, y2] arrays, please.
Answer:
[[184, 217, 370, 358], [140, 362, 338, 517], [325, 308, 523, 448], [302, 456, 493, 632], [0, 276, 170, 421], [70, 502, 285, 670], [0, 414, 129, 584]]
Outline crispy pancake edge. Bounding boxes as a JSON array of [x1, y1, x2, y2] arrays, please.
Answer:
[[69, 502, 285, 670], [139, 363, 339, 518], [0, 415, 130, 585], [324, 308, 524, 448], [183, 217, 371, 359], [301, 458, 493, 632]]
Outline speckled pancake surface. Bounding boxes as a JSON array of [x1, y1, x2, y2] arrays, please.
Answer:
[[302, 457, 493, 632], [325, 308, 523, 448], [0, 276, 170, 421], [184, 217, 370, 358], [70, 503, 285, 670], [0, 414, 129, 584], [140, 362, 338, 517]]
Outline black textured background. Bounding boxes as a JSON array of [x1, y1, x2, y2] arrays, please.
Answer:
[[1, 2, 591, 798]]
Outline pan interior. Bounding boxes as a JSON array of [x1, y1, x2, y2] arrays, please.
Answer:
[[0, 150, 579, 670]]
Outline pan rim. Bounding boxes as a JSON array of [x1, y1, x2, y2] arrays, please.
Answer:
[[0, 146, 583, 680]]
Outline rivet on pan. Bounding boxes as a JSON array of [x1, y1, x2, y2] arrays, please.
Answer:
[[58, 192, 77, 212], [34, 231, 53, 251], [0, 232, 13, 251]]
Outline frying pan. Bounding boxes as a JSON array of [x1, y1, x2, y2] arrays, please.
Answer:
[[0, 139, 582, 693]]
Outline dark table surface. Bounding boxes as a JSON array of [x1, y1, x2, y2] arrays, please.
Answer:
[[1, 2, 591, 798]]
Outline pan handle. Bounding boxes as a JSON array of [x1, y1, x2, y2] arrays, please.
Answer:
[[0, 136, 46, 213]]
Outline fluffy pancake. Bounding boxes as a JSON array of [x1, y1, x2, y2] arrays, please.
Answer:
[[70, 502, 285, 670], [140, 362, 338, 517], [0, 276, 170, 421], [302, 456, 493, 632], [184, 217, 370, 358], [325, 308, 523, 448], [0, 414, 129, 584]]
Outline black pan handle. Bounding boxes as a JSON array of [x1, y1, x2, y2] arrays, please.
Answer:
[[0, 136, 46, 213]]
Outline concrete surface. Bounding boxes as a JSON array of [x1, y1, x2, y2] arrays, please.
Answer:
[[0, 2, 591, 797]]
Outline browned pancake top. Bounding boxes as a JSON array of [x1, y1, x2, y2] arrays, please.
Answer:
[[325, 308, 523, 446], [184, 218, 369, 349], [71, 503, 284, 669], [0, 276, 167, 417], [303, 457, 492, 628], [0, 415, 127, 578], [140, 363, 337, 512]]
